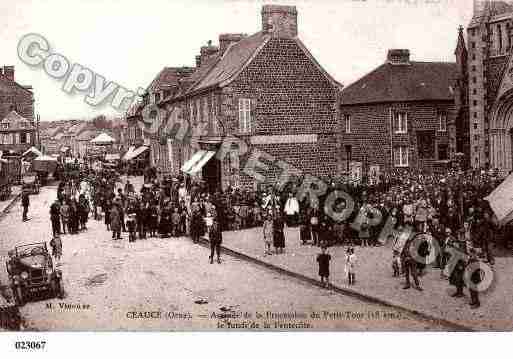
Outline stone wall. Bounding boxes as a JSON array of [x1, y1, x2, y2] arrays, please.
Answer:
[[339, 101, 455, 173]]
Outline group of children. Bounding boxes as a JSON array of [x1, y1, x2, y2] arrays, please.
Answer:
[[316, 246, 357, 288]]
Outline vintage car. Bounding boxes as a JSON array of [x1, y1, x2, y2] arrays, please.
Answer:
[[5, 243, 64, 306]]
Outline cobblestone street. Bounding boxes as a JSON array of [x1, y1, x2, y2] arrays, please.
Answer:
[[0, 183, 458, 331]]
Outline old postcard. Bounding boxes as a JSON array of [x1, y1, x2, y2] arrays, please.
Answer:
[[1, 1, 513, 350]]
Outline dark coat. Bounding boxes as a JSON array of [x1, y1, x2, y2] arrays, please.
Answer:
[[110, 206, 122, 232]]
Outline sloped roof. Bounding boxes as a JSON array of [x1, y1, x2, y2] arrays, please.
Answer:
[[191, 32, 269, 92], [147, 67, 195, 93], [76, 129, 98, 141], [339, 61, 458, 105], [0, 72, 33, 95]]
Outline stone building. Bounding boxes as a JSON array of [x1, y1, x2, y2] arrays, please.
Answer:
[[0, 65, 35, 154], [156, 5, 341, 191], [468, 1, 513, 172], [338, 46, 468, 177]]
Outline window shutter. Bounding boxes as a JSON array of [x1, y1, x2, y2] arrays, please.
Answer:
[[247, 98, 252, 133], [238, 99, 244, 132]]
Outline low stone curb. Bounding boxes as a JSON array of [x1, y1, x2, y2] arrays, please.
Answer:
[[198, 236, 474, 332], [0, 191, 21, 220]]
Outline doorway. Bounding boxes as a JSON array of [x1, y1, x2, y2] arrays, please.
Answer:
[[202, 156, 221, 194]]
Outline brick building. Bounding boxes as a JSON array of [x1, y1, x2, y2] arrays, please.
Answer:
[[338, 47, 468, 178], [468, 1, 513, 172], [155, 5, 341, 191], [0, 65, 35, 155]]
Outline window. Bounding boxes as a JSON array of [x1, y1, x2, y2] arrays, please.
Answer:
[[20, 132, 28, 144], [438, 144, 449, 160], [189, 102, 195, 124], [344, 114, 351, 133], [474, 123, 478, 130], [474, 112, 477, 118], [472, 77, 477, 84], [196, 100, 202, 123], [473, 100, 478, 106], [211, 95, 219, 135], [154, 93, 160, 104], [473, 88, 477, 95], [438, 112, 447, 132], [498, 25, 503, 53], [238, 98, 251, 133], [202, 97, 208, 123], [1, 123, 8, 130], [471, 42, 476, 49], [394, 146, 409, 167], [394, 111, 408, 134]]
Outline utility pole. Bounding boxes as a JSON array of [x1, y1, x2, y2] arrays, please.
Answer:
[[36, 114, 41, 151]]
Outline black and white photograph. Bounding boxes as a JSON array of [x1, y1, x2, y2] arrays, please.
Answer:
[[0, 0, 512, 355]]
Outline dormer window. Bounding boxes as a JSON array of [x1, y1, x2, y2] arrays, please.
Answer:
[[438, 111, 447, 132], [394, 111, 408, 134]]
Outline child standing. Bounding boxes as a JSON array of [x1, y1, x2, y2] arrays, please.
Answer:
[[171, 207, 181, 237], [50, 234, 63, 264], [127, 213, 137, 242], [392, 250, 401, 277], [345, 247, 357, 285], [262, 212, 273, 255], [317, 246, 331, 287]]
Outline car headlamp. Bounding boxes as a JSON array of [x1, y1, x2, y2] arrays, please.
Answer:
[[21, 272, 29, 279]]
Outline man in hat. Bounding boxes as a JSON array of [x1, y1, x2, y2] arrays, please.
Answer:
[[402, 238, 423, 291], [21, 189, 30, 222]]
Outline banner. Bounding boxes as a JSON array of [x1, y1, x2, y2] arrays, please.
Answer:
[[485, 173, 513, 226]]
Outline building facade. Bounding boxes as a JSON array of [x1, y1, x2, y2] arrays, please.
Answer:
[[338, 47, 468, 177], [0, 65, 35, 154], [155, 5, 341, 191], [467, 1, 513, 172]]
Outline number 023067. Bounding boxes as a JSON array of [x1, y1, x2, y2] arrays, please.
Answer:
[[14, 341, 47, 350]]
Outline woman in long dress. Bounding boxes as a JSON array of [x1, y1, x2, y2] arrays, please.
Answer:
[[273, 209, 285, 254]]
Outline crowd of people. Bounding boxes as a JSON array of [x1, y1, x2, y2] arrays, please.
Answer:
[[44, 161, 512, 307]]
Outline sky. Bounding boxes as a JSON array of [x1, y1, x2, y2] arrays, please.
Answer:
[[0, 0, 475, 121]]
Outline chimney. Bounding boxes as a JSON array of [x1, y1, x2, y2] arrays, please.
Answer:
[[219, 33, 246, 55], [261, 5, 298, 38], [3, 65, 14, 81], [387, 49, 411, 65], [199, 41, 219, 65]]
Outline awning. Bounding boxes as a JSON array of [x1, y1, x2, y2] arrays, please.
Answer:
[[181, 150, 216, 175], [22, 146, 42, 158], [181, 150, 207, 173], [188, 151, 216, 174], [124, 146, 148, 161], [122, 146, 136, 161]]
